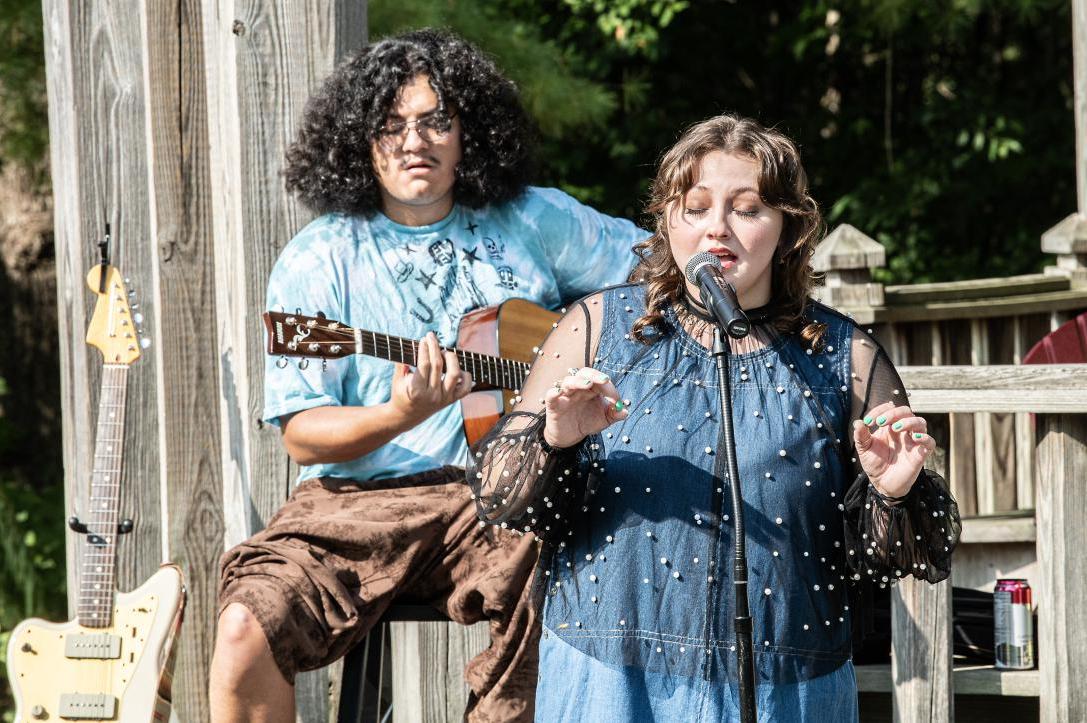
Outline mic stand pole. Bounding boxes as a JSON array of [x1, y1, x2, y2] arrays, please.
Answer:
[[712, 325, 757, 723]]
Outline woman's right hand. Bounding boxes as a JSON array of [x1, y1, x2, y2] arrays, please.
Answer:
[[542, 367, 629, 449]]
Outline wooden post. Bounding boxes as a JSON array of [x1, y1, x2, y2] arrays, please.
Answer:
[[1041, 0, 1087, 284], [1036, 413, 1087, 722], [43, 0, 170, 679], [197, 4, 368, 720], [891, 445, 953, 722], [43, 2, 367, 720], [1037, 7, 1087, 718], [1075, 0, 1087, 216], [392, 621, 491, 723], [811, 223, 886, 310]]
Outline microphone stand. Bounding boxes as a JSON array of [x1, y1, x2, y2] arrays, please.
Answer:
[[711, 323, 757, 723]]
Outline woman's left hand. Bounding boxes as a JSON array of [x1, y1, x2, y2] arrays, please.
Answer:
[[852, 401, 936, 499]]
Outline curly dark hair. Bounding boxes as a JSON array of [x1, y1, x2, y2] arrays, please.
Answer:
[[630, 113, 828, 347], [284, 28, 535, 215]]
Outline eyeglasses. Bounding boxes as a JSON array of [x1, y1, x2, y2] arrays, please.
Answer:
[[376, 111, 457, 145]]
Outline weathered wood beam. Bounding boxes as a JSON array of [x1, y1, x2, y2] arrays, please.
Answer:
[[140, 3, 227, 718], [43, 0, 167, 653], [1075, 0, 1087, 215], [391, 621, 491, 723], [844, 288, 1087, 325], [201, 2, 367, 720], [884, 274, 1070, 304], [1039, 0, 1087, 284], [856, 663, 1039, 697], [891, 429, 953, 722], [44, 1, 369, 719], [1037, 413, 1087, 721], [899, 364, 1087, 413]]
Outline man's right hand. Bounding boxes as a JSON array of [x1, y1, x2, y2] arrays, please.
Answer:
[[390, 332, 474, 425]]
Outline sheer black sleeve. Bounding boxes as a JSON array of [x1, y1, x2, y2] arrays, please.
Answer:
[[842, 326, 961, 585], [467, 294, 605, 540]]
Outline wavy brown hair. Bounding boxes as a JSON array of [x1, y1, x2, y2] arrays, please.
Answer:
[[630, 114, 827, 347]]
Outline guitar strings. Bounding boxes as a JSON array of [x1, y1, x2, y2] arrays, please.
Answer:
[[300, 325, 531, 389]]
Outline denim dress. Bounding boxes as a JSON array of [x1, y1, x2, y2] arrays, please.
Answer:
[[470, 284, 960, 722]]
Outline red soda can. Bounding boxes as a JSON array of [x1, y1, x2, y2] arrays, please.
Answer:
[[994, 579, 1034, 669]]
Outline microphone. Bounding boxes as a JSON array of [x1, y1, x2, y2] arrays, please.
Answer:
[[683, 251, 751, 339]]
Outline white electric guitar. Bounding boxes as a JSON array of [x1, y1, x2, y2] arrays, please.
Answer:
[[7, 263, 185, 722]]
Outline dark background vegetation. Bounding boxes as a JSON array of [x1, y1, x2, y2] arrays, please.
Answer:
[[0, 0, 1077, 714]]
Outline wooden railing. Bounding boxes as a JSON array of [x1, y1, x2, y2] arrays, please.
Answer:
[[814, 221, 1087, 720], [854, 364, 1087, 722]]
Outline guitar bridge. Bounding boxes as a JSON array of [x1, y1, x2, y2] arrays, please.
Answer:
[[65, 632, 121, 659], [58, 693, 117, 719]]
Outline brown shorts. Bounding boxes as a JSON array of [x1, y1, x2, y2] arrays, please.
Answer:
[[217, 466, 540, 722]]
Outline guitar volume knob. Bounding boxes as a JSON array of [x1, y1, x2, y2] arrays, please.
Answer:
[[31, 705, 46, 718]]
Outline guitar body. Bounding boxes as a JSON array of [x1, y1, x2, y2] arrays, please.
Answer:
[[7, 564, 186, 722], [457, 298, 560, 446]]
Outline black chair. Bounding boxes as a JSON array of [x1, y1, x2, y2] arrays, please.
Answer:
[[337, 604, 452, 723]]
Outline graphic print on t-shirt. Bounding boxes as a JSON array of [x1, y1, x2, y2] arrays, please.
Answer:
[[397, 224, 505, 338]]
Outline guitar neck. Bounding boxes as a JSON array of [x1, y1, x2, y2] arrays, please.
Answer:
[[77, 364, 128, 628], [353, 329, 531, 391]]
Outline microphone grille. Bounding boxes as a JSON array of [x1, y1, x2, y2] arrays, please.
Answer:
[[683, 251, 720, 284]]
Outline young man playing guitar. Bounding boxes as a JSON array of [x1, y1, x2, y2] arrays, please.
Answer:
[[209, 29, 646, 722]]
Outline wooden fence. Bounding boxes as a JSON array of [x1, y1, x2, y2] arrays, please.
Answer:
[[865, 365, 1087, 722]]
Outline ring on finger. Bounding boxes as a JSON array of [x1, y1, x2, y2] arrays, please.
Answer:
[[567, 367, 580, 377], [553, 379, 563, 391]]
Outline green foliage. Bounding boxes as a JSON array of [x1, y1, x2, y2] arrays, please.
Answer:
[[0, 0, 48, 182], [560, 0, 691, 57], [370, 0, 617, 137], [0, 0, 1071, 285], [0, 374, 67, 715], [371, 1, 1076, 280]]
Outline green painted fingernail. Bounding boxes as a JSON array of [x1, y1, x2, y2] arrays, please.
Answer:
[[913, 432, 923, 440], [614, 400, 626, 411], [892, 421, 904, 431], [863, 416, 873, 425], [876, 416, 887, 426], [596, 374, 609, 383]]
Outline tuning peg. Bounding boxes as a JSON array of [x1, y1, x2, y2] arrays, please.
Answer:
[[134, 312, 144, 324], [140, 337, 151, 349]]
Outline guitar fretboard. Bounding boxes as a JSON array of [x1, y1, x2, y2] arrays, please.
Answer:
[[352, 329, 531, 391], [77, 364, 127, 628]]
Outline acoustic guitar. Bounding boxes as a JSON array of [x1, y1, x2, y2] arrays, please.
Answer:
[[7, 264, 185, 722], [263, 298, 560, 445]]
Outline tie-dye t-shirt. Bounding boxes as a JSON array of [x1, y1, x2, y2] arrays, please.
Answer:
[[263, 186, 647, 483]]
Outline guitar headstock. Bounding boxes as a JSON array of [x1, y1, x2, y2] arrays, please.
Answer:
[[263, 311, 356, 359], [85, 265, 145, 365]]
